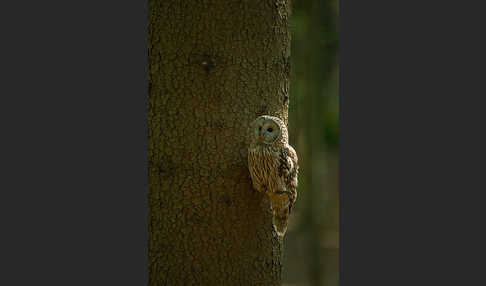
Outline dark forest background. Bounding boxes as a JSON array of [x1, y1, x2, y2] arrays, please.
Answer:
[[284, 0, 339, 285]]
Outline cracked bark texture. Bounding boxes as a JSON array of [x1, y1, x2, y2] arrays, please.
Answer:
[[148, 0, 291, 285]]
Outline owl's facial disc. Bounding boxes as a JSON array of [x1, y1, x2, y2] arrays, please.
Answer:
[[255, 119, 280, 145]]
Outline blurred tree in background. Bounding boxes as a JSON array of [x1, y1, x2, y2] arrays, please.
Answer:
[[284, 0, 339, 285]]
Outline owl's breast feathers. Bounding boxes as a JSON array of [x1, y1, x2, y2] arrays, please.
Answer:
[[248, 145, 281, 194]]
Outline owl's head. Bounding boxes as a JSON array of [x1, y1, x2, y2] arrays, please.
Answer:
[[250, 115, 288, 146]]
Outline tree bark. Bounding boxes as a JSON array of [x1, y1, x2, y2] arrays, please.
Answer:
[[148, 0, 291, 285]]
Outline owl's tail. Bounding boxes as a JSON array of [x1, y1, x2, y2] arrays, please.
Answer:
[[270, 196, 290, 236], [273, 208, 290, 236]]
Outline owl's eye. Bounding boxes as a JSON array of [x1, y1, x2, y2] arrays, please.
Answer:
[[258, 126, 262, 131], [267, 128, 273, 132]]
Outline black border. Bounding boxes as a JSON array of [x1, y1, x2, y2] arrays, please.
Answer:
[[1, 1, 148, 284]]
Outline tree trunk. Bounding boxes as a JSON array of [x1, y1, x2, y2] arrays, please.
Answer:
[[148, 0, 292, 285]]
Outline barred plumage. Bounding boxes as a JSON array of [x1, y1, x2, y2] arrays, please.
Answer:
[[248, 115, 299, 236]]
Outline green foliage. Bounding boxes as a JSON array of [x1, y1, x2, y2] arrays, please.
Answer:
[[323, 84, 339, 151]]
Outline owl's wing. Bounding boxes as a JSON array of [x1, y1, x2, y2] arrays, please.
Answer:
[[278, 145, 299, 213], [279, 146, 298, 185]]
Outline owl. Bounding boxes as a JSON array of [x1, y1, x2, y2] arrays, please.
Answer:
[[248, 115, 299, 236]]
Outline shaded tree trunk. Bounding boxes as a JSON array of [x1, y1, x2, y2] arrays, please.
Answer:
[[148, 0, 292, 285]]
